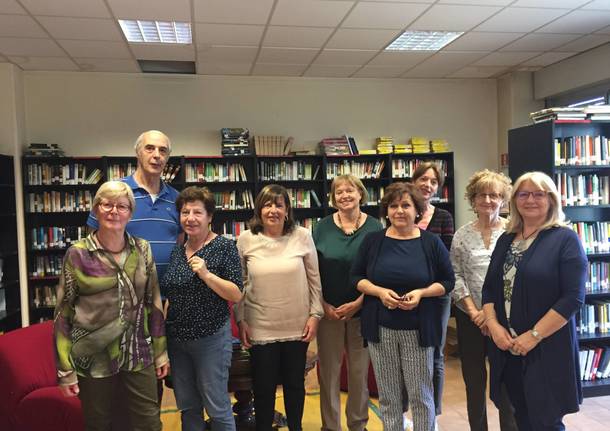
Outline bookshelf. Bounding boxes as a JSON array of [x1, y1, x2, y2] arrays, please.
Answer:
[[508, 120, 610, 397], [21, 152, 455, 323], [0, 155, 21, 332]]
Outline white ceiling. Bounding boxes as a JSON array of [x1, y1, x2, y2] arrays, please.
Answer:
[[0, 0, 609, 78]]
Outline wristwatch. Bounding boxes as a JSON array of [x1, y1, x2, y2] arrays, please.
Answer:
[[530, 327, 543, 341]]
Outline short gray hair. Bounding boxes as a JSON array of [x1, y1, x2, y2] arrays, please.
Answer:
[[134, 130, 172, 154]]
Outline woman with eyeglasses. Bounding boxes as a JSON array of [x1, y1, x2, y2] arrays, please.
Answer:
[[161, 186, 243, 431], [54, 181, 169, 431], [482, 171, 586, 431], [450, 170, 517, 431]]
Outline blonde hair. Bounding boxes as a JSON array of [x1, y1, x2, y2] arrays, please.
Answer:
[[506, 171, 566, 234], [329, 174, 368, 208], [465, 169, 512, 209], [92, 181, 135, 214]]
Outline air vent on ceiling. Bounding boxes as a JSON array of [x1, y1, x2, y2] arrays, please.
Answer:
[[138, 60, 196, 74]]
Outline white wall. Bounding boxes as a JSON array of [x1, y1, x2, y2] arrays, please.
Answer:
[[23, 72, 498, 227]]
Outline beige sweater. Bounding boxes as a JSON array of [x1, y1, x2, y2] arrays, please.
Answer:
[[236, 226, 323, 343]]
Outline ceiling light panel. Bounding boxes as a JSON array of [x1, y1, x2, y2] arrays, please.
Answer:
[[386, 31, 464, 51], [119, 20, 192, 44]]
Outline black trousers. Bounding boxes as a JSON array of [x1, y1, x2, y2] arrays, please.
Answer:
[[250, 340, 309, 431], [502, 354, 565, 431], [455, 308, 517, 431]]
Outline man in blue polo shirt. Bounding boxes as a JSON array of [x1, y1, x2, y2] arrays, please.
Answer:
[[88, 130, 181, 280]]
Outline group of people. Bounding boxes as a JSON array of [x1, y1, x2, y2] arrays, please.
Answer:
[[53, 130, 587, 431]]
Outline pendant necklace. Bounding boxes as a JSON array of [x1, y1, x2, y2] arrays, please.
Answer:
[[337, 211, 361, 236]]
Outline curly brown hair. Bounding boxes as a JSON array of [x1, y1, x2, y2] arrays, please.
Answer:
[[380, 182, 426, 224]]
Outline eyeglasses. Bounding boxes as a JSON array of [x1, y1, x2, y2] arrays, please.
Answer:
[[476, 192, 502, 201], [516, 191, 547, 201], [99, 202, 131, 213]]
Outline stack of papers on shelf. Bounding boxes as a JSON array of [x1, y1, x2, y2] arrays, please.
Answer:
[[585, 105, 610, 121], [376, 137, 393, 154], [431, 139, 450, 153], [359, 149, 377, 155], [530, 107, 587, 123], [409, 137, 430, 153], [393, 142, 412, 154]]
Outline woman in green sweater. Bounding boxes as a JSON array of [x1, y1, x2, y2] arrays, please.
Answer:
[[313, 174, 382, 431]]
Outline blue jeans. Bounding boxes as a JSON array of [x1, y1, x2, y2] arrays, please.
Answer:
[[168, 322, 235, 431]]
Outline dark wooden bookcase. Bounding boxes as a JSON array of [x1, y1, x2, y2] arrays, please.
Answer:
[[0, 155, 21, 332], [509, 120, 610, 397]]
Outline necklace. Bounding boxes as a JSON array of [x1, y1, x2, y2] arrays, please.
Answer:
[[95, 233, 125, 254], [521, 227, 539, 241], [337, 210, 361, 235], [186, 230, 212, 253]]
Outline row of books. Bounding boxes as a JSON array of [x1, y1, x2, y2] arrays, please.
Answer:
[[253, 136, 290, 156], [319, 136, 357, 156], [184, 162, 248, 183], [221, 128, 251, 156], [26, 191, 93, 213], [571, 221, 610, 254], [217, 217, 321, 240], [29, 255, 62, 278], [392, 159, 449, 179], [213, 191, 255, 210], [259, 161, 320, 181], [326, 160, 385, 180], [587, 261, 610, 293], [555, 173, 610, 207], [29, 226, 89, 250], [554, 135, 610, 166], [364, 186, 384, 206], [27, 163, 102, 186], [578, 301, 610, 335], [161, 164, 181, 183], [431, 185, 451, 203], [107, 163, 136, 181], [286, 189, 322, 208], [579, 345, 610, 382], [532, 105, 610, 123], [33, 285, 57, 309]]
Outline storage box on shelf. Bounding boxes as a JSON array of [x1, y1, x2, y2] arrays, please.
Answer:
[[0, 155, 21, 332], [509, 120, 610, 397]]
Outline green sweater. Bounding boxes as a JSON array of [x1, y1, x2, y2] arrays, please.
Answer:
[[313, 214, 382, 308]]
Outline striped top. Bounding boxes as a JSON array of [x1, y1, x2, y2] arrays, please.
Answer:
[[419, 206, 454, 251], [87, 174, 181, 281]]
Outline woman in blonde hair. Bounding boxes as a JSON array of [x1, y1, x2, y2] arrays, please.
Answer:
[[482, 171, 586, 431], [450, 169, 516, 431]]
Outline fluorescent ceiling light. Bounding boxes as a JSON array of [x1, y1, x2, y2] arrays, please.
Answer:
[[569, 97, 606, 107], [385, 31, 463, 51], [119, 20, 192, 44]]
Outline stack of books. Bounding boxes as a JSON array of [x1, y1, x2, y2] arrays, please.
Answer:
[[376, 137, 393, 154], [431, 139, 450, 153], [319, 136, 351, 156], [585, 105, 610, 121], [410, 137, 430, 153], [25, 143, 65, 157], [221, 128, 251, 156], [393, 142, 412, 154], [530, 107, 587, 123], [254, 136, 287, 156]]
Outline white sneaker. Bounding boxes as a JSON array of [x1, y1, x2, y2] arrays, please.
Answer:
[[403, 413, 413, 430]]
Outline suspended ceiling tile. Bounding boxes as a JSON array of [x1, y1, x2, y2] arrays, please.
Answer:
[[443, 32, 524, 51], [194, 0, 274, 25], [500, 33, 581, 51], [271, 0, 353, 27], [326, 28, 400, 49], [401, 51, 487, 77], [0, 0, 26, 14], [304, 64, 360, 77], [20, 0, 110, 18], [106, 0, 191, 21], [473, 51, 541, 66], [196, 23, 264, 46], [437, 0, 512, 4], [252, 63, 307, 76], [511, 0, 590, 7], [197, 45, 258, 63], [342, 2, 429, 29], [536, 10, 610, 34], [37, 17, 123, 41], [447, 65, 509, 78], [258, 47, 319, 64], [197, 61, 252, 75], [554, 34, 610, 51], [368, 51, 433, 67], [8, 55, 79, 70], [313, 49, 377, 66], [474, 7, 567, 32], [582, 0, 610, 10], [409, 5, 503, 31], [130, 43, 195, 61], [0, 37, 64, 56], [352, 65, 408, 78], [73, 57, 140, 72], [0, 14, 47, 38], [520, 51, 577, 66], [59, 40, 132, 59], [263, 26, 334, 48]]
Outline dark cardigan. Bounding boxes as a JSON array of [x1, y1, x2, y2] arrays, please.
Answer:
[[426, 206, 454, 251], [481, 226, 586, 424], [351, 228, 455, 347]]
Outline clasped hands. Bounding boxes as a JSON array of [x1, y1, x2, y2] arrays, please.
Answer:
[[380, 288, 422, 311], [487, 319, 540, 356]]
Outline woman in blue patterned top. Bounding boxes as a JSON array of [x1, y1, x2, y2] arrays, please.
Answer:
[[162, 186, 244, 431]]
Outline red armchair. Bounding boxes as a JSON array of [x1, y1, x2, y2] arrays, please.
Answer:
[[0, 321, 84, 431]]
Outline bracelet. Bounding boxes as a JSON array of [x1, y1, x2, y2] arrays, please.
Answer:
[[530, 327, 543, 341]]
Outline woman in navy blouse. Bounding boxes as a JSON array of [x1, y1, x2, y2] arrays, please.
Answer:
[[482, 171, 586, 431], [162, 186, 243, 431]]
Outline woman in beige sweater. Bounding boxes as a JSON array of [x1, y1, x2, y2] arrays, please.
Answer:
[[236, 184, 323, 431]]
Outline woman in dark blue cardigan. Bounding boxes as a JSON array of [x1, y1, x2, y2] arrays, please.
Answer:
[[482, 172, 586, 431], [351, 182, 454, 431]]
